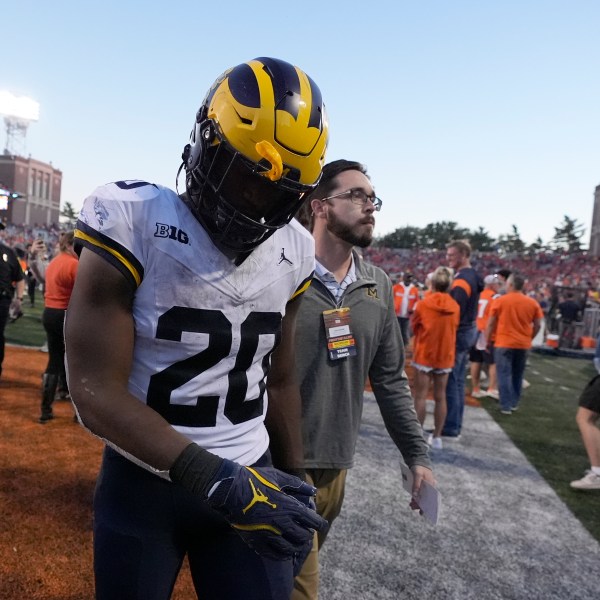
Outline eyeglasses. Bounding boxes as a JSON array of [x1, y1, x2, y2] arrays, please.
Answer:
[[321, 189, 383, 211]]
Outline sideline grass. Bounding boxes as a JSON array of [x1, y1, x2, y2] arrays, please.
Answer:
[[478, 351, 600, 543], [6, 315, 600, 544], [4, 301, 46, 348]]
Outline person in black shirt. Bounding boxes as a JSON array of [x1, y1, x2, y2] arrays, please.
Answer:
[[0, 223, 26, 379], [558, 291, 581, 349], [558, 292, 581, 322]]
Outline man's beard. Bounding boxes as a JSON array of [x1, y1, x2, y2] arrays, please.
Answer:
[[326, 212, 373, 248]]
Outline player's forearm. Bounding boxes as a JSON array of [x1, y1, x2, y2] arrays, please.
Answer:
[[71, 377, 194, 473]]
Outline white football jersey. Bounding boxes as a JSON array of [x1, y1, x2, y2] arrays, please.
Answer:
[[75, 180, 314, 465]]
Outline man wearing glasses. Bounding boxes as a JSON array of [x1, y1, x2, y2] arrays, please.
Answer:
[[292, 160, 434, 600]]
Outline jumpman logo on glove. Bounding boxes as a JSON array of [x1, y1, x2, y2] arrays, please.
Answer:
[[243, 474, 278, 514]]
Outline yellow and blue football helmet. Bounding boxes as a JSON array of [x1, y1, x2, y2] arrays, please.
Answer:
[[182, 57, 328, 257]]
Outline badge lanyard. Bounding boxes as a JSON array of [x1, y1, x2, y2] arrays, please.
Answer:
[[322, 307, 357, 360]]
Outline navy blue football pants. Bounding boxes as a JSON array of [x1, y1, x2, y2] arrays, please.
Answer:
[[94, 447, 295, 600]]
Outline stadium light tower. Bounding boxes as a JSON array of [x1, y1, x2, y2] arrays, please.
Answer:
[[0, 91, 40, 156]]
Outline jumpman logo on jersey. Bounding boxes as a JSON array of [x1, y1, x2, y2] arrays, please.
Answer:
[[278, 248, 293, 265], [243, 479, 277, 513]]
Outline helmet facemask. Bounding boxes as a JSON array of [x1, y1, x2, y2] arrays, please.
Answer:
[[184, 122, 315, 258]]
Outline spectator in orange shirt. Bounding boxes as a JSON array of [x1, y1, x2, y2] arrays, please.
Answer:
[[486, 274, 543, 415], [470, 274, 500, 399], [393, 271, 419, 347], [411, 266, 460, 449], [39, 230, 79, 424]]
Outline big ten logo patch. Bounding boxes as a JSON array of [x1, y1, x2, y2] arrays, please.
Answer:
[[154, 223, 189, 244]]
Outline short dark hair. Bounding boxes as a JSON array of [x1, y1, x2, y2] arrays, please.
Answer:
[[496, 268, 512, 280], [296, 159, 368, 230], [509, 273, 525, 291]]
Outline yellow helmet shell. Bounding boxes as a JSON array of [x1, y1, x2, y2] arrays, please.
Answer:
[[205, 57, 328, 186]]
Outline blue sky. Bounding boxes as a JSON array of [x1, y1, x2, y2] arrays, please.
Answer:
[[3, 0, 600, 245]]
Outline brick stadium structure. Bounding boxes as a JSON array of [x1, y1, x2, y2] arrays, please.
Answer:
[[0, 154, 62, 226]]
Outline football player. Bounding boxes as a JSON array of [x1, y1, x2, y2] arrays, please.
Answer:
[[65, 57, 328, 600]]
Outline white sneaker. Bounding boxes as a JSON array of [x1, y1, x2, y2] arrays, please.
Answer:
[[486, 389, 500, 400], [430, 437, 443, 450], [522, 379, 531, 390], [570, 470, 600, 490], [471, 389, 486, 398]]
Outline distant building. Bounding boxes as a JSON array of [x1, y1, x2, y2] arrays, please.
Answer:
[[0, 153, 62, 225], [590, 185, 600, 257]]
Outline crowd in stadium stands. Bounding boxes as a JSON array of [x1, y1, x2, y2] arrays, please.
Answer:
[[0, 223, 65, 260], [363, 246, 600, 314], [2, 223, 600, 317]]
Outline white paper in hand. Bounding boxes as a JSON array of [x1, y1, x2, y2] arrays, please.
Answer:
[[400, 463, 442, 525]]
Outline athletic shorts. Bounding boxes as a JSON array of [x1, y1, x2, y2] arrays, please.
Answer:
[[412, 362, 452, 375], [578, 375, 600, 413], [469, 344, 495, 365]]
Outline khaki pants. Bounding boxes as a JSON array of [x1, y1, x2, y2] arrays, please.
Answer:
[[291, 469, 347, 600]]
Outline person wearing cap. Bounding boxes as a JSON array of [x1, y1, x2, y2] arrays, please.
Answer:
[[495, 269, 512, 294], [0, 222, 26, 380], [469, 274, 500, 400]]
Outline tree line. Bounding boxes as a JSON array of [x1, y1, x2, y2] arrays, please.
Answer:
[[60, 201, 586, 255], [375, 216, 586, 254]]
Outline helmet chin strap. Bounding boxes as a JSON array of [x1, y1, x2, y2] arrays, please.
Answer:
[[175, 162, 186, 196]]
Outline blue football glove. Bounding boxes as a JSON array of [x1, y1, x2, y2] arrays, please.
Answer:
[[206, 459, 327, 562]]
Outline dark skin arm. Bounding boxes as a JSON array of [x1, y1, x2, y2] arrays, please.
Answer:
[[65, 248, 192, 471], [264, 296, 305, 472]]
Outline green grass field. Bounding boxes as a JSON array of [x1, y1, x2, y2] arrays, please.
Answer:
[[5, 312, 600, 543], [4, 301, 46, 348]]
